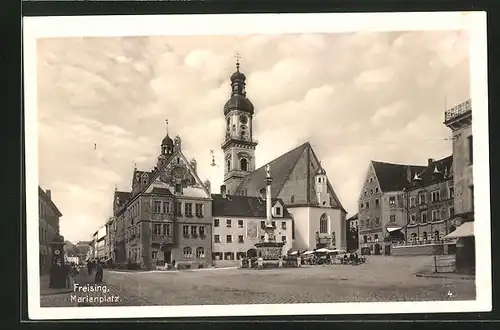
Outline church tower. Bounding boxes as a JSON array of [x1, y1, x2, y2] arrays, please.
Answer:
[[221, 56, 258, 195], [157, 120, 174, 169]]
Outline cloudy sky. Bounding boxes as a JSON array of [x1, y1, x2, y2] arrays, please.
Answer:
[[37, 31, 470, 243]]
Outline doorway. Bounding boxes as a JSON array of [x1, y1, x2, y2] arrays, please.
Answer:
[[374, 244, 381, 255], [163, 250, 171, 264]]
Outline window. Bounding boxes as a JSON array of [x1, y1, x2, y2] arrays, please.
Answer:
[[468, 135, 473, 165], [163, 201, 170, 214], [410, 196, 416, 207], [272, 221, 276, 228], [199, 226, 205, 237], [240, 158, 248, 171], [360, 203, 363, 210], [226, 235, 232, 243], [410, 213, 416, 224], [175, 202, 182, 215], [418, 193, 427, 205], [152, 251, 158, 259], [154, 224, 162, 236], [214, 219, 220, 227], [369, 177, 373, 183], [374, 234, 379, 241], [175, 184, 182, 194], [260, 221, 265, 229], [431, 190, 441, 202], [389, 196, 396, 205], [226, 219, 232, 228], [238, 220, 244, 228], [360, 219, 365, 228], [432, 209, 441, 221], [366, 202, 370, 209], [290, 195, 295, 203], [275, 207, 282, 216], [389, 215, 396, 222], [214, 235, 220, 243], [448, 187, 454, 199], [184, 203, 193, 217], [363, 235, 368, 243], [196, 247, 204, 258], [153, 201, 162, 213], [183, 225, 189, 237], [195, 204, 203, 217], [449, 207, 455, 218], [375, 199, 380, 207], [370, 189, 373, 195], [238, 235, 244, 243], [281, 222, 287, 230], [375, 217, 380, 226], [364, 190, 367, 196], [227, 160, 231, 172], [183, 247, 192, 258], [375, 187, 379, 193], [191, 226, 198, 237], [421, 212, 427, 223], [260, 235, 265, 241], [282, 236, 287, 242], [319, 214, 328, 233], [163, 224, 170, 236]]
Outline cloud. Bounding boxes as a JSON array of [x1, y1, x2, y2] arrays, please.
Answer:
[[36, 31, 469, 242]]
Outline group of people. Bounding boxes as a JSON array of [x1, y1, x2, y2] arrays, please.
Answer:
[[341, 252, 364, 265], [86, 259, 104, 283]]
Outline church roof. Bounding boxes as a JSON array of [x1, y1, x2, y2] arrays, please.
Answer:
[[236, 142, 309, 198], [235, 142, 346, 212], [212, 194, 292, 219], [114, 190, 131, 202], [150, 187, 174, 196], [371, 161, 427, 192]]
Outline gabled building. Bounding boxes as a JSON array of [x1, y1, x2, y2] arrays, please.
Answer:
[[357, 161, 426, 255], [211, 187, 293, 261], [111, 132, 213, 270], [405, 156, 455, 249]]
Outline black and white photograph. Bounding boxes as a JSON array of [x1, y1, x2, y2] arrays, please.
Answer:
[[24, 12, 491, 319]]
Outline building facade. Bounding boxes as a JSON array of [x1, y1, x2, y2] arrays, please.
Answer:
[[346, 213, 359, 253], [39, 187, 63, 274], [357, 161, 426, 255], [211, 189, 293, 260], [96, 225, 107, 259], [405, 156, 455, 249], [112, 133, 213, 269], [220, 61, 347, 252]]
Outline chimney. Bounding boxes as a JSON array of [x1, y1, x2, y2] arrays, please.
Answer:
[[259, 188, 266, 200], [220, 185, 227, 198], [46, 189, 51, 200], [428, 158, 434, 166]]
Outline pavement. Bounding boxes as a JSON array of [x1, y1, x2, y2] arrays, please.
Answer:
[[415, 272, 475, 280], [39, 256, 476, 307]]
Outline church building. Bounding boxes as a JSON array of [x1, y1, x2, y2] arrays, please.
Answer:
[[219, 60, 347, 252]]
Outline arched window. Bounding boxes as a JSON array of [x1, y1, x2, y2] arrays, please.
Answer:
[[422, 232, 428, 241], [227, 117, 230, 128], [434, 230, 440, 241], [240, 158, 248, 171], [227, 160, 231, 172], [183, 247, 192, 258], [411, 233, 417, 241], [320, 213, 328, 233], [196, 247, 204, 258]]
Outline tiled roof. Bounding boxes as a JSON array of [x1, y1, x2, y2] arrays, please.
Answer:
[[212, 194, 292, 219], [114, 191, 131, 203], [235, 142, 309, 198], [150, 187, 174, 196], [371, 161, 427, 192], [411, 156, 453, 189], [347, 213, 358, 222]]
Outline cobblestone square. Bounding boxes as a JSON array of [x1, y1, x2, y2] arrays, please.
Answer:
[[41, 256, 475, 307]]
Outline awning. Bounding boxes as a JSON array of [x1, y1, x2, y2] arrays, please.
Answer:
[[302, 251, 315, 255], [387, 226, 402, 232], [290, 251, 298, 255], [443, 221, 474, 239], [315, 248, 331, 253]]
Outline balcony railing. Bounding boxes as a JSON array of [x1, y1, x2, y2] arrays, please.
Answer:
[[444, 99, 472, 122]]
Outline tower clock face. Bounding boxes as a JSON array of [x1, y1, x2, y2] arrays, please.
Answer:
[[239, 115, 248, 124]]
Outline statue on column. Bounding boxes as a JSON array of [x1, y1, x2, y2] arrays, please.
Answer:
[[264, 232, 269, 243], [265, 164, 271, 178]]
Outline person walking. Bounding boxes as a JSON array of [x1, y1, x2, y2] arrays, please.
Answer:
[[95, 260, 104, 283]]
